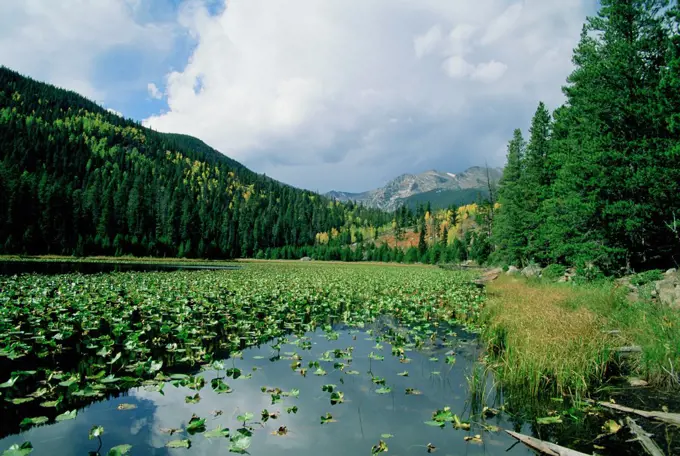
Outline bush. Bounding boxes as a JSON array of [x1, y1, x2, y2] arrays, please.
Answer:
[[629, 269, 663, 287], [542, 264, 566, 281], [574, 262, 605, 284]]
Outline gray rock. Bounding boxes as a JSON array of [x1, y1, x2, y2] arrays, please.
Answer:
[[300, 256, 312, 262], [521, 264, 542, 278], [655, 271, 680, 308], [666, 268, 677, 275], [506, 265, 520, 276], [628, 377, 649, 387]]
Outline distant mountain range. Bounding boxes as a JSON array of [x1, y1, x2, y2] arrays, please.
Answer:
[[326, 167, 503, 211]]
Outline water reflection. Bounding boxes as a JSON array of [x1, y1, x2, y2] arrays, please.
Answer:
[[0, 325, 533, 455]]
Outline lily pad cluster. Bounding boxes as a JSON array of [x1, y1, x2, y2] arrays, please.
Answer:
[[0, 263, 481, 439]]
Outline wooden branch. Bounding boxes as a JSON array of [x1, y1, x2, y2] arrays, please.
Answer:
[[626, 417, 665, 456], [505, 430, 590, 456], [597, 401, 680, 427]]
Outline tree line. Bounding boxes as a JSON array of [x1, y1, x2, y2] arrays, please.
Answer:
[[0, 67, 390, 258], [493, 0, 680, 273]]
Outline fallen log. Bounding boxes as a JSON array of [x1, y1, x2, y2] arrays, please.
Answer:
[[597, 401, 680, 427], [505, 430, 590, 456], [626, 417, 665, 456]]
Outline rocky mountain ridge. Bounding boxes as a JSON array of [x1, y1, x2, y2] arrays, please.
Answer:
[[326, 166, 502, 211]]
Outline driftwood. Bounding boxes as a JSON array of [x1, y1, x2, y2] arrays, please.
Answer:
[[505, 430, 590, 456], [597, 401, 680, 427], [626, 417, 665, 456]]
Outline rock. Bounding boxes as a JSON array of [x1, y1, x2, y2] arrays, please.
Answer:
[[655, 271, 680, 308], [666, 268, 677, 275], [477, 268, 502, 285], [300, 257, 312, 262], [557, 275, 570, 283], [628, 377, 649, 387], [521, 264, 542, 278], [506, 266, 520, 276]]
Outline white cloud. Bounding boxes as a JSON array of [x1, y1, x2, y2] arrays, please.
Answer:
[[442, 55, 474, 79], [1, 0, 593, 192], [0, 0, 174, 100], [147, 82, 163, 99], [414, 25, 443, 58], [470, 60, 508, 83], [142, 0, 592, 192], [106, 107, 123, 117]]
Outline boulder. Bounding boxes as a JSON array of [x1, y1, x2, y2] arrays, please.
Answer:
[[521, 264, 542, 278], [666, 268, 677, 275], [655, 271, 680, 309], [506, 265, 520, 276], [300, 256, 312, 262]]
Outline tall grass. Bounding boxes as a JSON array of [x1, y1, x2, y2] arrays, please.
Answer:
[[480, 275, 680, 396]]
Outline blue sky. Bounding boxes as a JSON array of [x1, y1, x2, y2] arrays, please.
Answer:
[[0, 0, 597, 193]]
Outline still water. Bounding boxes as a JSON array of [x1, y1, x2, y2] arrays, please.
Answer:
[[0, 323, 536, 455]]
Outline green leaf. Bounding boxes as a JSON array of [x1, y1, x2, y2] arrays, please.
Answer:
[[536, 416, 563, 425], [286, 406, 298, 414], [228, 433, 251, 453], [184, 393, 201, 404], [204, 426, 230, 439], [2, 442, 33, 456], [89, 425, 105, 439], [107, 444, 132, 456], [236, 412, 254, 423], [55, 410, 77, 422], [186, 416, 206, 434], [211, 378, 233, 394], [397, 371, 409, 377], [20, 417, 48, 427], [0, 376, 19, 388], [424, 420, 445, 427], [375, 387, 391, 394], [320, 412, 336, 424], [380, 434, 394, 439], [330, 391, 344, 405], [165, 439, 191, 449], [445, 355, 456, 365]]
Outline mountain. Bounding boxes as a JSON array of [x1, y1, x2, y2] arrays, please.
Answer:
[[326, 167, 502, 211], [0, 66, 389, 258]]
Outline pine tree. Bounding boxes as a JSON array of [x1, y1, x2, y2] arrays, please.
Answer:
[[492, 128, 526, 266]]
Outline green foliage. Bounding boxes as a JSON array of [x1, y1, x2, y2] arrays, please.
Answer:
[[629, 269, 664, 286], [492, 1, 680, 272], [541, 264, 566, 281], [0, 262, 482, 433], [0, 66, 389, 259]]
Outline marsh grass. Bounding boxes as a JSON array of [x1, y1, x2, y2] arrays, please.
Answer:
[[481, 275, 680, 395], [482, 276, 615, 396]]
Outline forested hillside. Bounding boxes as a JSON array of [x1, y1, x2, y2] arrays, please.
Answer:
[[493, 0, 680, 273], [0, 67, 389, 258]]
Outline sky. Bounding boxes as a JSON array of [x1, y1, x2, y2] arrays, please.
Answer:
[[0, 0, 597, 193]]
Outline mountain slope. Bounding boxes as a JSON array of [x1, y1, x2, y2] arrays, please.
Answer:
[[0, 66, 389, 258], [326, 167, 501, 211]]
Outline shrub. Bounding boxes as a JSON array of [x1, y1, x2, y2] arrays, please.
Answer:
[[542, 264, 566, 281], [629, 269, 663, 287]]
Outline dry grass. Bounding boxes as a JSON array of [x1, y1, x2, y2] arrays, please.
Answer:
[[482, 275, 615, 396]]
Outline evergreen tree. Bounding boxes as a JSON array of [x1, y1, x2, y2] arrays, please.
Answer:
[[492, 129, 526, 265]]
